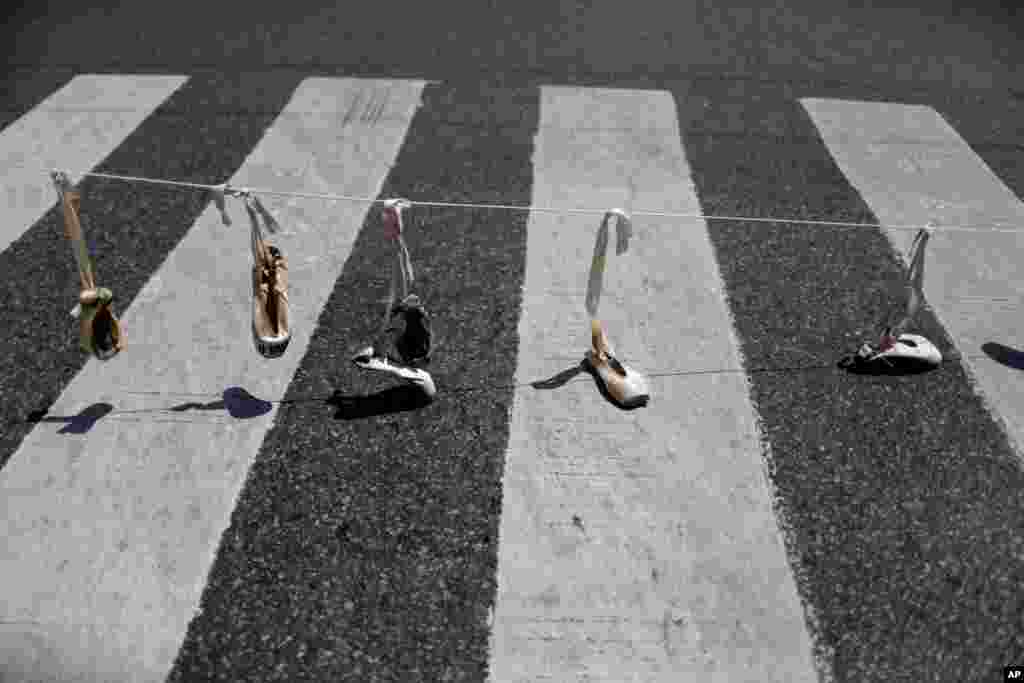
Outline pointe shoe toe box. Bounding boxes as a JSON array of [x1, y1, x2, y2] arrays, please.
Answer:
[[586, 354, 650, 407]]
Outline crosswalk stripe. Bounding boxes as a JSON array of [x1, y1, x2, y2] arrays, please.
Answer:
[[802, 98, 1024, 454], [0, 77, 424, 683], [0, 74, 188, 254], [488, 86, 817, 682]]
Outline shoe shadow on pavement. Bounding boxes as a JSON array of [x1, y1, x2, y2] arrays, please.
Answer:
[[982, 342, 1024, 371], [530, 363, 586, 390], [532, 361, 646, 411], [836, 355, 938, 376], [170, 387, 272, 419], [26, 402, 113, 434], [327, 385, 433, 420]]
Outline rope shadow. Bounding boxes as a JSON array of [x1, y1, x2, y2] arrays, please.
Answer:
[[23, 388, 272, 432], [29, 347, 993, 431]]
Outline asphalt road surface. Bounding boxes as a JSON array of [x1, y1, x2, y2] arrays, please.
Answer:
[[1, 2, 1022, 682]]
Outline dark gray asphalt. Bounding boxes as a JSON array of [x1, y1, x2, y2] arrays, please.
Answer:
[[2, 2, 1022, 682], [3, 2, 1019, 96]]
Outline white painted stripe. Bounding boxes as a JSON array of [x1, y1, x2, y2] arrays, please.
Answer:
[[489, 87, 817, 683], [0, 78, 425, 683], [0, 74, 188, 254], [802, 99, 1024, 455]]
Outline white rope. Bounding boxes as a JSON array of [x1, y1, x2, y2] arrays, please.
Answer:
[[15, 166, 1024, 235]]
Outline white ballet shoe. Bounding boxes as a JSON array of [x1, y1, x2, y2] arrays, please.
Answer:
[[352, 346, 437, 398], [858, 333, 942, 369]]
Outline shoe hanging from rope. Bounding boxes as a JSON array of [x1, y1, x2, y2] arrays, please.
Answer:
[[245, 194, 291, 359], [52, 171, 125, 361], [580, 209, 649, 409], [212, 184, 292, 359], [352, 199, 436, 398], [848, 226, 941, 372]]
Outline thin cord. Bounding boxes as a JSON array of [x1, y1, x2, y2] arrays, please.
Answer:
[[79, 170, 214, 192], [19, 166, 1023, 235]]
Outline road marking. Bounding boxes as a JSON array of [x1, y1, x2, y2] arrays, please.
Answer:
[[489, 86, 817, 683], [0, 78, 424, 683], [802, 98, 1024, 456], [0, 74, 187, 253]]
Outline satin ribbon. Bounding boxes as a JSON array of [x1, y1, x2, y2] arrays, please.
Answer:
[[584, 208, 632, 319]]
